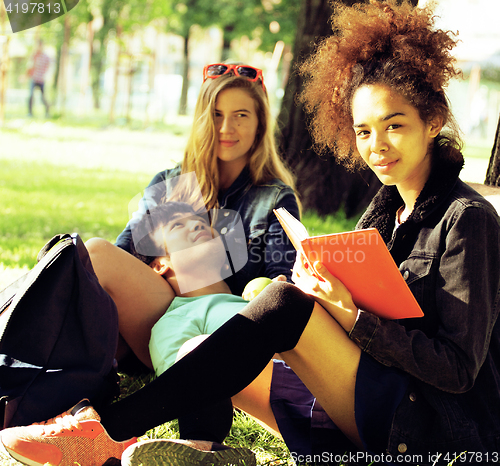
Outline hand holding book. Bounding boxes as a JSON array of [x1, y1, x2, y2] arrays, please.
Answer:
[[274, 207, 423, 320], [292, 252, 360, 332]]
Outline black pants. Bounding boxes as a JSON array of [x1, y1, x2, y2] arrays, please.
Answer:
[[28, 81, 49, 116]]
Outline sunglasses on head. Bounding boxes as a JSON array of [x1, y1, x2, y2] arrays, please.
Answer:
[[203, 64, 265, 91]]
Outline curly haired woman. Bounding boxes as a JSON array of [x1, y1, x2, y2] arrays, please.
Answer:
[[3, 2, 499, 465]]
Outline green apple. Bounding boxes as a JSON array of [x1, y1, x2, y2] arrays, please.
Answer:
[[242, 277, 273, 301]]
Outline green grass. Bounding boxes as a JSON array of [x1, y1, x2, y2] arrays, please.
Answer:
[[302, 210, 359, 236], [0, 157, 358, 271], [0, 159, 151, 268], [463, 139, 493, 160], [116, 372, 293, 465]]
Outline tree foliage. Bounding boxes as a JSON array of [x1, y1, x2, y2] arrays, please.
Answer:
[[160, 0, 300, 113], [34, 0, 300, 112], [209, 0, 301, 58]]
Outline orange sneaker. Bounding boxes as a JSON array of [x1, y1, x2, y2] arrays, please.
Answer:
[[0, 399, 136, 466]]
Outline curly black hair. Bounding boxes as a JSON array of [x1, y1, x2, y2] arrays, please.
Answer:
[[299, 0, 462, 170]]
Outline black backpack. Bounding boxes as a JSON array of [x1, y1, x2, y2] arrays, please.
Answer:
[[0, 234, 119, 428]]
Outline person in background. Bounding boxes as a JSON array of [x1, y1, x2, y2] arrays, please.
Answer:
[[27, 40, 50, 118]]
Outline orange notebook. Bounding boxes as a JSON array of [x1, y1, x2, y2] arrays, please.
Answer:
[[274, 207, 423, 320]]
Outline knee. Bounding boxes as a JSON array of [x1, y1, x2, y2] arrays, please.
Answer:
[[262, 281, 313, 311], [176, 335, 210, 362], [85, 237, 112, 259], [243, 281, 314, 352], [85, 238, 114, 285]]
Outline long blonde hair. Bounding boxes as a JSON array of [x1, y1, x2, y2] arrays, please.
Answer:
[[172, 72, 297, 211]]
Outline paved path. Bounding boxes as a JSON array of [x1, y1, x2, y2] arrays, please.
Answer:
[[0, 118, 188, 173]]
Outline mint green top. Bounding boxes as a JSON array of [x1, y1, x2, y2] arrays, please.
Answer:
[[149, 293, 248, 375]]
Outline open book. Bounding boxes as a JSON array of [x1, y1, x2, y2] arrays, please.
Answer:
[[274, 207, 423, 320]]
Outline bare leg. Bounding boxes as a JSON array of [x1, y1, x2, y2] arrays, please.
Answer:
[[231, 303, 362, 447], [86, 238, 175, 368], [232, 361, 281, 438], [178, 304, 362, 446], [282, 302, 362, 448]]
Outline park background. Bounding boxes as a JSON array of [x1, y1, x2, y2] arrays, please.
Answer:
[[0, 0, 499, 463]]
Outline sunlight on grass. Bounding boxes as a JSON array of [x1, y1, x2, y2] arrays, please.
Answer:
[[302, 210, 360, 236], [0, 264, 29, 290], [0, 155, 358, 285], [0, 159, 151, 268], [463, 138, 493, 159]]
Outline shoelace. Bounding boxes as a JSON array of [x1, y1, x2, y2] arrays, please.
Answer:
[[32, 405, 75, 427], [34, 412, 84, 436]]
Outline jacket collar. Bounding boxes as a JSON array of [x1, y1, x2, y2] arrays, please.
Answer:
[[358, 148, 464, 243], [218, 166, 252, 206]]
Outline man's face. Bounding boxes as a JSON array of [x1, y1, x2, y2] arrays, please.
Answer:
[[161, 212, 216, 254], [159, 212, 230, 294]]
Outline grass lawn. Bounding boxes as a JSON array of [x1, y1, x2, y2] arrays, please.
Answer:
[[461, 138, 494, 184]]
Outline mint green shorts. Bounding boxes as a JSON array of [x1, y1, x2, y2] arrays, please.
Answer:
[[149, 293, 248, 375]]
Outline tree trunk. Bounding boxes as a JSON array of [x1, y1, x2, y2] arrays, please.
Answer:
[[90, 0, 118, 110], [485, 115, 500, 186], [221, 26, 234, 62], [91, 38, 105, 110], [56, 15, 71, 116], [52, 34, 62, 93], [109, 29, 122, 124], [77, 20, 94, 115], [179, 32, 190, 116], [0, 3, 10, 126], [277, 0, 417, 218], [125, 52, 135, 124]]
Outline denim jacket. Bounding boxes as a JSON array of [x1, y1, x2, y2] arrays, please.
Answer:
[[350, 154, 500, 462], [115, 166, 299, 296]]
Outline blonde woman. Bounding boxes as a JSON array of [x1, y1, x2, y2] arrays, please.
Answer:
[[85, 64, 298, 370]]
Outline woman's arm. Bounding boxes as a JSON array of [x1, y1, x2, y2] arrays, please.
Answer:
[[115, 170, 171, 253], [353, 206, 500, 392]]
